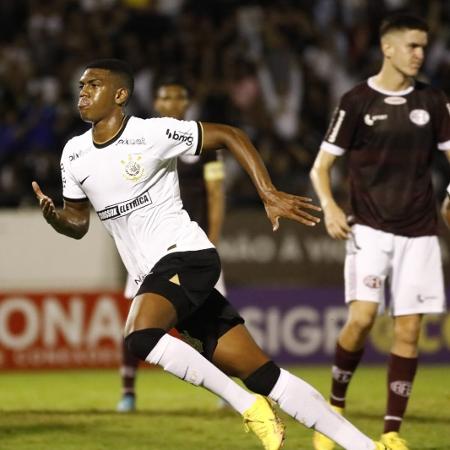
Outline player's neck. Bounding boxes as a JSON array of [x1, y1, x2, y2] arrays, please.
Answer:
[[92, 113, 127, 145], [374, 64, 414, 92]]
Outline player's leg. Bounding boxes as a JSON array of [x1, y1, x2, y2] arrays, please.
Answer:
[[314, 225, 390, 450], [123, 250, 284, 449], [212, 323, 381, 450], [381, 234, 445, 450], [125, 291, 284, 449], [117, 338, 140, 412], [330, 300, 378, 409], [124, 290, 260, 413]]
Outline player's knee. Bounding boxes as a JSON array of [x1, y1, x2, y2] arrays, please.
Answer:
[[348, 313, 376, 334], [125, 328, 166, 360], [394, 318, 421, 346], [243, 361, 281, 396]]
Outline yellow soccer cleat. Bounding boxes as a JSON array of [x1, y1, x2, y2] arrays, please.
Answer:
[[374, 441, 390, 449], [380, 432, 409, 450], [312, 404, 344, 450], [243, 395, 285, 450]]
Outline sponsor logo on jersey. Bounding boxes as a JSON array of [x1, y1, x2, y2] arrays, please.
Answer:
[[390, 380, 412, 397], [121, 154, 145, 182], [384, 96, 407, 105], [409, 109, 430, 126], [363, 275, 382, 289], [364, 114, 388, 126], [166, 128, 194, 146], [69, 152, 80, 161], [97, 191, 152, 221], [327, 109, 346, 143], [116, 137, 146, 145]]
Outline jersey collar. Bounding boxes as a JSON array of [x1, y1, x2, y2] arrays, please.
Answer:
[[367, 77, 415, 96], [93, 115, 131, 148]]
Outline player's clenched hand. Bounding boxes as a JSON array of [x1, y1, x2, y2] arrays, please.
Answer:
[[262, 190, 321, 231], [323, 203, 351, 239], [32, 181, 59, 224]]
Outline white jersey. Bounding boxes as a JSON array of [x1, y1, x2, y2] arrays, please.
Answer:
[[61, 116, 213, 293]]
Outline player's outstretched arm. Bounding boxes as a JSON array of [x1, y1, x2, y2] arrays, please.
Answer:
[[32, 181, 90, 239], [310, 148, 350, 240], [200, 122, 321, 230]]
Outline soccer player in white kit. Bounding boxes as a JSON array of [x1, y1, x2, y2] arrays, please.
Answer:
[[33, 58, 389, 450], [310, 14, 450, 450]]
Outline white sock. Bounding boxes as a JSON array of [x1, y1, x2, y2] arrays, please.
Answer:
[[146, 333, 255, 414], [269, 369, 376, 450]]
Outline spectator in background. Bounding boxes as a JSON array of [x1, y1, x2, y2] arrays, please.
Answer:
[[117, 77, 227, 412], [1, 1, 450, 208]]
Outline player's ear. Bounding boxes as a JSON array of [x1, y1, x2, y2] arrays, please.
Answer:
[[381, 35, 394, 58], [116, 87, 129, 106]]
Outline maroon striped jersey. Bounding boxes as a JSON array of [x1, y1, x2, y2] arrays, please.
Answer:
[[322, 77, 450, 237]]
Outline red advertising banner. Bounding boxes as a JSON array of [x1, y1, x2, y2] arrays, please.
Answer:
[[0, 292, 130, 370]]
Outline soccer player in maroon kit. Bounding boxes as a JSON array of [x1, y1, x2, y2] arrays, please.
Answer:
[[117, 79, 226, 412], [310, 14, 450, 450]]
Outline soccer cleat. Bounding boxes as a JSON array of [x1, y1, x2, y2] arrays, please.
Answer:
[[374, 441, 390, 449], [380, 432, 409, 450], [312, 404, 344, 450], [116, 393, 136, 412], [243, 395, 285, 450]]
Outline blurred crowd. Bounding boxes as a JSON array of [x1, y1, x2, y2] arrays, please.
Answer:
[[1, 0, 450, 208]]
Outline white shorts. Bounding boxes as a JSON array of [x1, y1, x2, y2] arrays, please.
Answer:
[[344, 224, 446, 316]]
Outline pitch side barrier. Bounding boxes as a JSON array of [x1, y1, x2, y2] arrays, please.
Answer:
[[0, 289, 448, 370]]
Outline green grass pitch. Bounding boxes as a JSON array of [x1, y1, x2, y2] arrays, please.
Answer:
[[0, 365, 449, 449]]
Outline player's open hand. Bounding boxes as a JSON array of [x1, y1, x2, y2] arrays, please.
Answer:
[[263, 190, 321, 231], [32, 181, 58, 224], [323, 203, 351, 239]]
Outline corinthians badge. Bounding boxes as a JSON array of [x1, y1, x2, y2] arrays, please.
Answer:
[[121, 154, 145, 181]]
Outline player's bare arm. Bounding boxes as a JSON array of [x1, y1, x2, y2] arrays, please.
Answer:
[[32, 181, 90, 239], [310, 148, 351, 240], [200, 122, 321, 230]]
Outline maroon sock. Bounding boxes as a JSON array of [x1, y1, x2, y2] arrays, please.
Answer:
[[121, 339, 140, 396], [330, 343, 364, 408], [384, 353, 418, 433]]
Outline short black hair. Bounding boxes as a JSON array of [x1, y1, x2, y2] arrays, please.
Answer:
[[379, 13, 429, 38], [153, 76, 191, 98], [85, 58, 134, 99]]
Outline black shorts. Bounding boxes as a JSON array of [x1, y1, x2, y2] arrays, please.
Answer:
[[136, 249, 244, 360]]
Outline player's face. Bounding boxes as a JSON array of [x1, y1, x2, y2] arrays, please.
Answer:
[[154, 85, 190, 120], [78, 68, 121, 123], [384, 29, 428, 77]]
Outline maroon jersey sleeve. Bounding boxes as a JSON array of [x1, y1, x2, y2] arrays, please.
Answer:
[[322, 89, 362, 155]]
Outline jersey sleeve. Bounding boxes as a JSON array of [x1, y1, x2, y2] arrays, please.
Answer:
[[148, 117, 203, 160], [321, 92, 360, 156], [435, 90, 450, 151], [60, 141, 87, 201]]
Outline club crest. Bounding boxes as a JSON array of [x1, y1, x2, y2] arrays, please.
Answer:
[[121, 154, 145, 181]]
